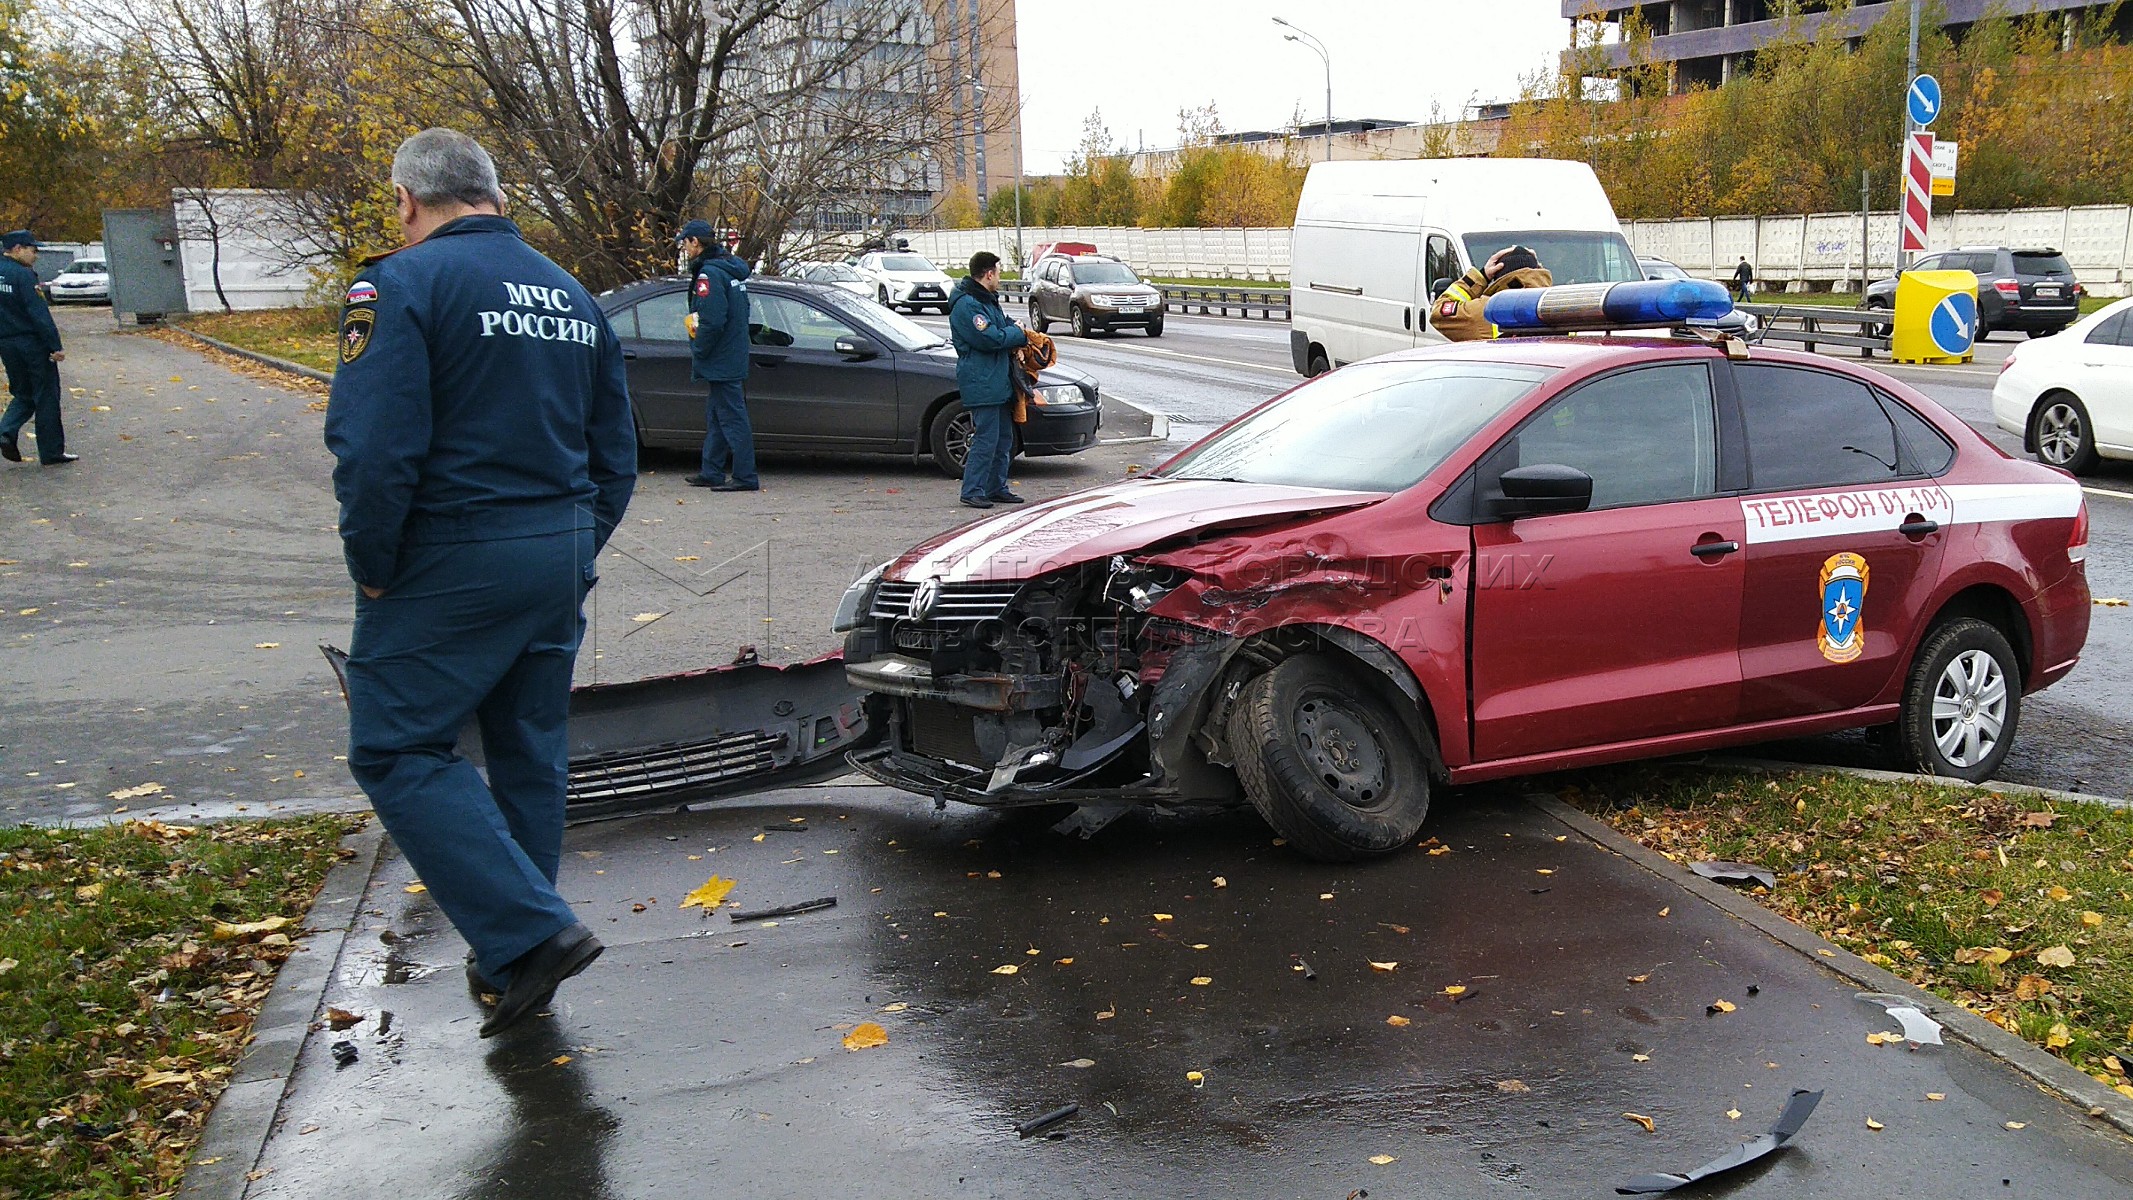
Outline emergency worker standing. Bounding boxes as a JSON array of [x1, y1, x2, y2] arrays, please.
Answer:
[[1432, 246, 1553, 343], [679, 219, 758, 491], [0, 230, 74, 465], [324, 129, 637, 1038], [948, 250, 1026, 509]]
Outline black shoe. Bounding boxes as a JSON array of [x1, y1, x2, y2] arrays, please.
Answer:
[[479, 924, 603, 1038], [466, 949, 501, 1006], [686, 475, 725, 488], [959, 496, 994, 510], [710, 481, 759, 492], [40, 453, 77, 466], [0, 438, 18, 463], [989, 491, 1027, 504]]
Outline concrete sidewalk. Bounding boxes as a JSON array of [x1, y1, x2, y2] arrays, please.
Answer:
[[215, 785, 2133, 1199]]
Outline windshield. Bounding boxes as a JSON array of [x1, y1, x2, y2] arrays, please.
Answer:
[[824, 293, 944, 351], [64, 261, 106, 274], [1073, 261, 1139, 285], [816, 264, 864, 281], [1159, 360, 1554, 492], [2013, 252, 2072, 276], [1463, 231, 1641, 285], [880, 254, 934, 272]]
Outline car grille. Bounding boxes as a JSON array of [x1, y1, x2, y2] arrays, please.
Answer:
[[1103, 294, 1153, 305], [871, 580, 1022, 622], [566, 730, 788, 806], [906, 698, 993, 767]]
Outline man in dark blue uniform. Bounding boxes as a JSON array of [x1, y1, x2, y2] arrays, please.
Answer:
[[0, 230, 75, 466], [678, 219, 757, 491], [325, 129, 637, 1038], [948, 251, 1026, 509]]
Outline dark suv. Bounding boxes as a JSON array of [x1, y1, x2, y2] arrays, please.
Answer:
[[1866, 246, 2082, 339], [1026, 254, 1167, 338]]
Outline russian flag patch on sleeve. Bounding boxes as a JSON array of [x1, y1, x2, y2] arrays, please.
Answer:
[[346, 280, 378, 304]]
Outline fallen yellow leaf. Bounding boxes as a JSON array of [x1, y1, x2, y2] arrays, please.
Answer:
[[1926, 1093, 1945, 1101], [1213, 876, 1228, 888], [1190, 943, 1209, 950], [75, 882, 104, 900], [2047, 885, 2073, 902], [1442, 984, 1467, 997], [1186, 1070, 1205, 1087], [2082, 911, 2104, 927], [1866, 1117, 1885, 1131], [213, 915, 292, 939], [880, 1002, 908, 1012], [1955, 946, 2014, 966], [2046, 1023, 2073, 1049], [1368, 1154, 1397, 1165], [991, 964, 1020, 975], [1710, 999, 1737, 1013], [1190, 976, 1213, 986], [254, 642, 280, 650], [1726, 1108, 1742, 1120], [1536, 868, 1554, 876], [2037, 945, 2077, 969], [1152, 913, 1174, 921], [2005, 1121, 2026, 1130], [550, 1054, 573, 1066], [1055, 957, 1075, 965], [1623, 1112, 1655, 1133], [843, 1022, 888, 1051], [1658, 907, 1670, 917], [1632, 1053, 1650, 1062], [631, 612, 666, 623], [1496, 1078, 1529, 1093], [1627, 973, 1650, 983], [1386, 1015, 1411, 1027], [679, 874, 736, 910], [1319, 892, 1335, 900], [404, 883, 427, 894], [1369, 961, 1398, 972], [108, 782, 164, 801], [1427, 846, 1451, 856], [139, 1070, 193, 1088]]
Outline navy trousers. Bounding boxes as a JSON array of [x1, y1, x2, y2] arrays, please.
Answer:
[[344, 528, 594, 987], [959, 402, 1014, 503], [698, 380, 758, 487], [0, 336, 65, 461]]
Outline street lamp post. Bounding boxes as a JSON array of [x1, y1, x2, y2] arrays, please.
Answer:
[[972, 77, 1025, 272], [1273, 16, 1332, 163]]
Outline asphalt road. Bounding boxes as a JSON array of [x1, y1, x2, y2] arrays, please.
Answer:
[[912, 312, 2133, 800]]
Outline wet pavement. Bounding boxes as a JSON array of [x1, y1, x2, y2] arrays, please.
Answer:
[[246, 785, 2133, 1199]]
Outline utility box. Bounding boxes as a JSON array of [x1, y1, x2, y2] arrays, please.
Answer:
[[101, 208, 190, 323], [1890, 269, 1977, 365]]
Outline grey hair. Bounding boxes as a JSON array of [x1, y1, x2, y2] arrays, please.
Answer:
[[390, 128, 503, 208]]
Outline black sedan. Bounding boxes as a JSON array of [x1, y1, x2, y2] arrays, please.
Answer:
[[596, 277, 1102, 476]]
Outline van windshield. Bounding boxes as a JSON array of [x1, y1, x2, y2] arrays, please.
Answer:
[[1462, 231, 1641, 285], [1159, 360, 1553, 492]]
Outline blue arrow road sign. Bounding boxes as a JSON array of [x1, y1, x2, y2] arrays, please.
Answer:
[[1908, 74, 1942, 126], [1930, 290, 1976, 356]]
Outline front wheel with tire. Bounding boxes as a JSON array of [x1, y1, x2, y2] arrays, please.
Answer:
[[1145, 317, 1164, 338], [1072, 304, 1094, 338], [1028, 302, 1049, 333], [2032, 392, 2100, 473], [1898, 618, 2021, 783], [1227, 656, 1434, 861], [927, 400, 974, 477]]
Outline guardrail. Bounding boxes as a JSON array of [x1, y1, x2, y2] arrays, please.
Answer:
[[1737, 303, 1891, 357]]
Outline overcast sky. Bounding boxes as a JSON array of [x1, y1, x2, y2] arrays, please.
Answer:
[[1012, 0, 1576, 174]]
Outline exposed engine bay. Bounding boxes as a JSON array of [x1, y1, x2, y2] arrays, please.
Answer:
[[843, 556, 1249, 810]]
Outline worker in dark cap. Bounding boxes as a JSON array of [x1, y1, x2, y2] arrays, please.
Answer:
[[0, 230, 75, 465], [677, 218, 757, 491], [1431, 245, 1553, 342], [325, 128, 637, 1038]]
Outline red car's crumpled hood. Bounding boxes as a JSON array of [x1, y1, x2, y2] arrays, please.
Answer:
[[889, 477, 1389, 583]]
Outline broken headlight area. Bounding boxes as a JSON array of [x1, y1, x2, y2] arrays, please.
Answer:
[[842, 561, 1233, 804]]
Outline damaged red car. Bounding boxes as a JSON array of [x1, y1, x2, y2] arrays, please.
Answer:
[[837, 333, 2090, 860]]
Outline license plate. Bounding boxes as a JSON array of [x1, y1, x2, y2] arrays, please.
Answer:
[[2034, 285, 2062, 297], [1115, 305, 1143, 313]]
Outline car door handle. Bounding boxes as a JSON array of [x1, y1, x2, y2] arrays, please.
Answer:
[[1689, 540, 1740, 558], [1899, 518, 1940, 537]]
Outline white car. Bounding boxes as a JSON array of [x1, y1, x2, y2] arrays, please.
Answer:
[[791, 261, 875, 299], [1992, 295, 2133, 472], [851, 251, 953, 314], [47, 257, 110, 304]]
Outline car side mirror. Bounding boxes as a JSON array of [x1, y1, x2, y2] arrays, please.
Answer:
[[1429, 276, 1453, 299], [833, 335, 881, 360], [1492, 464, 1594, 519]]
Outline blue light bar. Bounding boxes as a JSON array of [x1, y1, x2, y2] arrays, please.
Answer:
[[1483, 279, 1735, 334]]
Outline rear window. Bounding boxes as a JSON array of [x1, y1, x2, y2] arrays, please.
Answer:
[[1160, 360, 1553, 493], [2013, 252, 2072, 276]]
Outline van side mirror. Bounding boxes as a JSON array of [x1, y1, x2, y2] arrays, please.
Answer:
[[1429, 276, 1454, 299], [833, 335, 881, 360], [1492, 464, 1593, 519]]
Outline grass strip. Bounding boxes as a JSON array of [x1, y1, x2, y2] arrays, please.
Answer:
[[0, 816, 355, 1199], [176, 309, 339, 374], [1565, 765, 2133, 1099]]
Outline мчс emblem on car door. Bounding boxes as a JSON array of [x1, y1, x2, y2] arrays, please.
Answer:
[[907, 577, 941, 621], [1818, 553, 1870, 664]]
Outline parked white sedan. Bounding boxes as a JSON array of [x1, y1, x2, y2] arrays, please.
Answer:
[[47, 257, 110, 304], [1992, 296, 2133, 472]]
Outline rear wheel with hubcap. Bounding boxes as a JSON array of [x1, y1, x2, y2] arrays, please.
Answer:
[[927, 401, 974, 477], [1227, 656, 1434, 861], [1898, 618, 2021, 783], [2032, 392, 2099, 473]]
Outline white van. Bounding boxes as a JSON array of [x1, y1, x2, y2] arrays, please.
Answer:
[[1288, 159, 1642, 376]]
